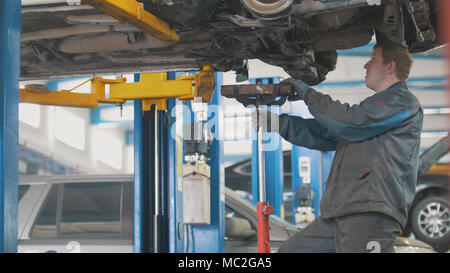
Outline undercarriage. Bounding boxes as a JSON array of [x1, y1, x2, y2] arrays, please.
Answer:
[[20, 0, 441, 84]]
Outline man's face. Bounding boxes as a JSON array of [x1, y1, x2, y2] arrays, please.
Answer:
[[363, 47, 389, 92]]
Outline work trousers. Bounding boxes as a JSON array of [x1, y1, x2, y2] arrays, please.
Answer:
[[277, 212, 402, 253]]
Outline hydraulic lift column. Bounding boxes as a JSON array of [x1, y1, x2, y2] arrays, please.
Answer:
[[0, 0, 20, 253], [153, 104, 168, 253], [134, 99, 163, 253]]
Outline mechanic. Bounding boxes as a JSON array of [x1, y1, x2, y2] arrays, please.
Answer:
[[252, 42, 423, 253]]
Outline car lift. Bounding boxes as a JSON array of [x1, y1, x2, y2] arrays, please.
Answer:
[[20, 68, 218, 252], [20, 68, 295, 253], [20, 73, 296, 254]]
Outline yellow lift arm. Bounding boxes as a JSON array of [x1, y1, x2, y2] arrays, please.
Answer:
[[19, 65, 216, 111]]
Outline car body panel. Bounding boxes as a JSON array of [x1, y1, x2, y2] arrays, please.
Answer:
[[18, 239, 132, 253], [419, 135, 450, 174], [415, 173, 449, 192]]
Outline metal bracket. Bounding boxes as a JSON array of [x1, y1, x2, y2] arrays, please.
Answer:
[[19, 77, 127, 108]]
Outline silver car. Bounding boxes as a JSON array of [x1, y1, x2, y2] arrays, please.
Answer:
[[18, 175, 133, 253], [18, 175, 435, 253]]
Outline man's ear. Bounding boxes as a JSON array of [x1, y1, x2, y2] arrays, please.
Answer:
[[386, 61, 396, 74]]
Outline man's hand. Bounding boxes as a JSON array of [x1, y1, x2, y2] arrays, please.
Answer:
[[280, 78, 312, 101], [250, 108, 280, 133]]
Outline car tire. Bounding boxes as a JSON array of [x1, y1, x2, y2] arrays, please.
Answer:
[[411, 195, 450, 252]]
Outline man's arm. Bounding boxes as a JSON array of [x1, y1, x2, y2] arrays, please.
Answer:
[[303, 85, 421, 142], [279, 114, 340, 151]]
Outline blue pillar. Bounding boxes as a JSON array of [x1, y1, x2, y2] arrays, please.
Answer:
[[135, 71, 225, 252], [189, 72, 225, 252], [0, 0, 20, 253], [133, 75, 144, 253], [133, 73, 160, 253], [250, 77, 283, 217], [134, 73, 172, 253], [167, 72, 185, 253]]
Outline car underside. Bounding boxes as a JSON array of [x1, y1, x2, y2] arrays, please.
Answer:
[[20, 0, 441, 85]]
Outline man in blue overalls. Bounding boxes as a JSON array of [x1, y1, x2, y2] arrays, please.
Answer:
[[254, 42, 423, 252]]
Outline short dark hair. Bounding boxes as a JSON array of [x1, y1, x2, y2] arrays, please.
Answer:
[[374, 42, 413, 81]]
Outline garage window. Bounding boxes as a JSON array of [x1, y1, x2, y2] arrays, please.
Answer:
[[60, 183, 122, 238], [30, 182, 133, 239]]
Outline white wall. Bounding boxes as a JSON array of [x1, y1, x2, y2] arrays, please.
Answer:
[[19, 76, 133, 174], [19, 104, 131, 174]]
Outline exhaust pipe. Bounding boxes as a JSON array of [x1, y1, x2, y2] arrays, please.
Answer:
[[22, 24, 139, 42], [58, 32, 171, 54], [291, 0, 381, 16]]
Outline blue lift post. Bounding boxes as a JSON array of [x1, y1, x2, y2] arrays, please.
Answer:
[[134, 73, 170, 253], [0, 0, 20, 253], [135, 72, 225, 253], [166, 72, 185, 253], [250, 77, 284, 218], [188, 72, 225, 252], [133, 75, 145, 253]]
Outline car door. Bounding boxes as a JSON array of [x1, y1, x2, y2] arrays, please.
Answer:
[[18, 177, 133, 253]]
